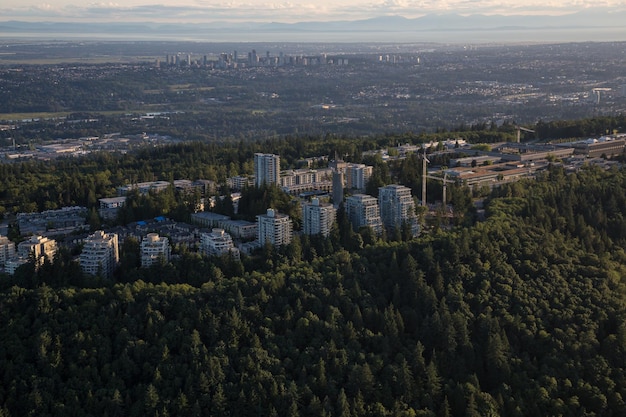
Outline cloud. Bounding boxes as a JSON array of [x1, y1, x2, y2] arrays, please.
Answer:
[[0, 0, 624, 23]]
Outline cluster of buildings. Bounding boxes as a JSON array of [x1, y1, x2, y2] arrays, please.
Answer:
[[252, 152, 373, 197], [17, 206, 88, 236], [1, 133, 178, 163], [0, 148, 419, 276], [0, 235, 57, 275], [0, 229, 169, 278], [160, 50, 349, 70], [345, 185, 419, 237]]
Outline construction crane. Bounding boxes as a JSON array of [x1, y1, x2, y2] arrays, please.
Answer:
[[515, 126, 535, 143], [425, 172, 455, 207], [421, 147, 430, 207]]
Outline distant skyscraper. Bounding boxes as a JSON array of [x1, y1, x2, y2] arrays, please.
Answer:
[[378, 184, 419, 237], [303, 198, 336, 237], [345, 194, 383, 235], [254, 153, 280, 187], [257, 208, 292, 247]]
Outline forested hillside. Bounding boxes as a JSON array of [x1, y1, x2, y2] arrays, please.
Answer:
[[1, 164, 626, 416]]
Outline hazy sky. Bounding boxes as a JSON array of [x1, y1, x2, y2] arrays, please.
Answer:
[[1, 1, 624, 23]]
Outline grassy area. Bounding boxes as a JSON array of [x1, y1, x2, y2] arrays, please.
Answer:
[[0, 112, 71, 121], [0, 56, 161, 65], [0, 109, 158, 121]]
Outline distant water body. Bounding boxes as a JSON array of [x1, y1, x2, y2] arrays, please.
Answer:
[[1, 27, 624, 44]]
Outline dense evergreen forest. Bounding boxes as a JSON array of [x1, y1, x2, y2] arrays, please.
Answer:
[[2, 161, 626, 416]]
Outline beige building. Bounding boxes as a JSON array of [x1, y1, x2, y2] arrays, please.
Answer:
[[5, 235, 57, 275]]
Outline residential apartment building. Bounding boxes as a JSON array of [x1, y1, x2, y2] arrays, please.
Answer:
[[257, 208, 292, 247], [98, 196, 127, 220], [346, 164, 373, 191], [345, 194, 383, 235], [200, 228, 240, 260], [4, 235, 58, 275], [0, 235, 16, 268], [378, 184, 419, 237], [329, 159, 373, 191], [279, 167, 333, 194], [140, 233, 171, 268], [80, 230, 119, 278], [17, 206, 88, 236], [254, 153, 280, 187], [117, 180, 171, 196], [302, 198, 336, 237], [227, 175, 253, 190]]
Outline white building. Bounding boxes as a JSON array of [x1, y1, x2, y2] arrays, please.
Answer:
[[302, 198, 336, 237], [200, 228, 240, 260], [0, 235, 16, 267], [80, 230, 119, 278], [140, 233, 171, 268], [378, 184, 419, 237], [345, 194, 383, 235], [257, 208, 292, 247], [4, 235, 57, 274], [254, 153, 280, 187]]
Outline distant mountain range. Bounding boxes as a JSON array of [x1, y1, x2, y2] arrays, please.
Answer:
[[1, 12, 625, 43]]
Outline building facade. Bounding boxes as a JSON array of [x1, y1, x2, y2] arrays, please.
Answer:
[[257, 208, 293, 247], [4, 235, 58, 275], [254, 153, 280, 187], [140, 233, 171, 268], [0, 235, 16, 267], [200, 228, 240, 260], [378, 184, 419, 237], [332, 170, 345, 208], [80, 230, 119, 278], [302, 198, 336, 237], [345, 194, 383, 235]]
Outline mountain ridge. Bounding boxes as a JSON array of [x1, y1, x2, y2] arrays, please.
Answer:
[[1, 12, 625, 42]]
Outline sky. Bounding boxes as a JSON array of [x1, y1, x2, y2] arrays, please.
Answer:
[[1, 1, 625, 24]]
